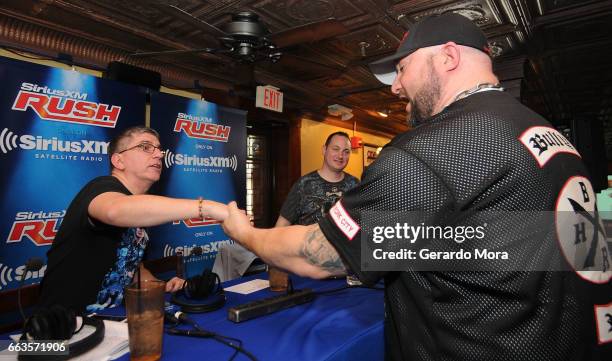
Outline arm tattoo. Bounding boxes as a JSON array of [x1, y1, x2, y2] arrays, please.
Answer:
[[300, 225, 346, 275]]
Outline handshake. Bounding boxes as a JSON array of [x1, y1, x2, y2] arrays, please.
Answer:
[[197, 200, 252, 246]]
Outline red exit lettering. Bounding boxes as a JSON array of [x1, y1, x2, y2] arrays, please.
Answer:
[[257, 86, 283, 112], [264, 88, 279, 110]]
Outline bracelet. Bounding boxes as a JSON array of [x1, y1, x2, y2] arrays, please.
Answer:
[[198, 197, 204, 219]]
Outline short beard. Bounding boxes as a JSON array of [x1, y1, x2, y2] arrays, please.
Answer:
[[408, 56, 441, 127]]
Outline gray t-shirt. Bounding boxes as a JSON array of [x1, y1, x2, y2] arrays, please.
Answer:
[[280, 170, 358, 225]]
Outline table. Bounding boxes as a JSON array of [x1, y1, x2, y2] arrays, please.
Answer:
[[115, 275, 385, 361]]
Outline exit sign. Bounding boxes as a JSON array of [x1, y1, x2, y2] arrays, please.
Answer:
[[256, 85, 283, 113]]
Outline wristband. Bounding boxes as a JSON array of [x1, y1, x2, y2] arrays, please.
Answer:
[[198, 197, 204, 219]]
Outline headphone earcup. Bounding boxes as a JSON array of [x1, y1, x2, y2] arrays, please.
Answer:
[[184, 269, 217, 299], [171, 270, 226, 313], [49, 305, 76, 339], [24, 311, 46, 340], [19, 314, 105, 361], [183, 274, 198, 299], [24, 305, 76, 341]]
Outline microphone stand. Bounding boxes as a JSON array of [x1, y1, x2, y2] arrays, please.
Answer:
[[17, 258, 43, 325]]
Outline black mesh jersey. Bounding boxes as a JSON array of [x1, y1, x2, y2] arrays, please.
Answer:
[[319, 91, 611, 361]]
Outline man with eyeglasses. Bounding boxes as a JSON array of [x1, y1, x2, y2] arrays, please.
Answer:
[[39, 126, 229, 313]]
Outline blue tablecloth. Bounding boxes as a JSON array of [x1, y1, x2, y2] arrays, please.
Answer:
[[113, 275, 385, 361]]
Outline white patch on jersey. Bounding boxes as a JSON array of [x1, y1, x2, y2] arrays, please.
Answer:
[[519, 126, 580, 167], [555, 176, 612, 284], [594, 303, 612, 344], [329, 200, 360, 241]]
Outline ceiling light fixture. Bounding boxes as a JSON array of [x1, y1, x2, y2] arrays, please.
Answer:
[[376, 109, 389, 117], [328, 104, 353, 120], [359, 41, 370, 57]]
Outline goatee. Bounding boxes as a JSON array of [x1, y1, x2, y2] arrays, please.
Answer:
[[407, 56, 441, 127]]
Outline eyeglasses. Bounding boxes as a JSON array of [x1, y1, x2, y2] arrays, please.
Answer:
[[118, 142, 165, 155]]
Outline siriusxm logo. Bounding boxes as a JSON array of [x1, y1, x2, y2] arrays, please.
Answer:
[[164, 150, 237, 171], [163, 240, 235, 257], [0, 128, 108, 155], [20, 82, 88, 100], [0, 262, 46, 290]]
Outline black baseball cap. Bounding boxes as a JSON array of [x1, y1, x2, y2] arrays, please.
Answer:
[[369, 13, 490, 85]]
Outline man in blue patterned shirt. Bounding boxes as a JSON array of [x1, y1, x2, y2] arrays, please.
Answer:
[[40, 126, 228, 312]]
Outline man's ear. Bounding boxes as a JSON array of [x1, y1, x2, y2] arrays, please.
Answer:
[[322, 145, 327, 157], [439, 42, 460, 71], [110, 153, 125, 170]]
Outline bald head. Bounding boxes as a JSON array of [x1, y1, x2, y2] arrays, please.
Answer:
[[456, 45, 494, 71], [391, 42, 498, 124]]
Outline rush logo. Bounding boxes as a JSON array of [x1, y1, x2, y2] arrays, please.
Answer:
[[7, 219, 61, 246], [12, 91, 121, 128], [173, 118, 231, 142], [173, 217, 221, 227]]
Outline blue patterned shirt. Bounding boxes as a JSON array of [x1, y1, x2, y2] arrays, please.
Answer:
[[86, 227, 149, 312]]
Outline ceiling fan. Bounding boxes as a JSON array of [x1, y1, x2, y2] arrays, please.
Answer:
[[131, 5, 349, 67]]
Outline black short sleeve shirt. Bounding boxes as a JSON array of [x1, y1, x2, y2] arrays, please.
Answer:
[[280, 171, 358, 225], [39, 176, 131, 311], [319, 91, 611, 361]]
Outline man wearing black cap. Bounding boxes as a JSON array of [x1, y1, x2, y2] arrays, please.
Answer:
[[220, 13, 611, 361], [369, 11, 496, 126]]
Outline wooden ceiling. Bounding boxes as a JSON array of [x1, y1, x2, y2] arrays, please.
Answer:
[[0, 0, 610, 137]]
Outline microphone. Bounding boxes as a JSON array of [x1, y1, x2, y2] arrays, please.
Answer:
[[165, 310, 191, 325], [18, 257, 44, 323], [164, 311, 180, 324], [24, 258, 44, 273], [166, 328, 214, 337], [175, 311, 194, 324]]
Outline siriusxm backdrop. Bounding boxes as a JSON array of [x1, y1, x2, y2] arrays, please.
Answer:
[[0, 57, 146, 291], [148, 92, 246, 276]]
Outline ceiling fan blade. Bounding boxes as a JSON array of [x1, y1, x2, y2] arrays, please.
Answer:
[[159, 4, 227, 38], [130, 47, 230, 58], [271, 19, 349, 48]]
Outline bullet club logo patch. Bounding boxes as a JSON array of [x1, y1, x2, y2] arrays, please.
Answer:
[[519, 126, 579, 167], [555, 176, 611, 284]]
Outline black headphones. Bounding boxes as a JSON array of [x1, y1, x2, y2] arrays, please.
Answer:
[[171, 269, 226, 313], [19, 304, 105, 361]]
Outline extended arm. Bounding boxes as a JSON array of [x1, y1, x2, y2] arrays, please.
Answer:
[[223, 202, 347, 279], [88, 193, 229, 227], [274, 215, 291, 227]]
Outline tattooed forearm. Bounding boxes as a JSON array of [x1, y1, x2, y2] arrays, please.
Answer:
[[300, 225, 346, 276]]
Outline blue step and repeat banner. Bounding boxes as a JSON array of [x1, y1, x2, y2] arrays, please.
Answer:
[[149, 92, 246, 276], [0, 57, 145, 291]]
